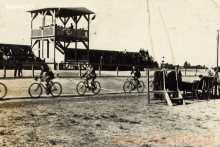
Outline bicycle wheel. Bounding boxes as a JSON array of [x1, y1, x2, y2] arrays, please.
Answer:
[[92, 81, 101, 94], [123, 81, 132, 93], [137, 81, 145, 93], [0, 83, 7, 99], [76, 81, 86, 96], [50, 82, 62, 97], [29, 83, 42, 98]]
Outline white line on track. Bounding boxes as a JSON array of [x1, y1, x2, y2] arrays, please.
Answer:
[[0, 92, 147, 104]]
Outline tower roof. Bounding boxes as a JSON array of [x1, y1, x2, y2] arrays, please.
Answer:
[[27, 7, 95, 17]]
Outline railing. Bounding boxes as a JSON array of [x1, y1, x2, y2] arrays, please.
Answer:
[[43, 27, 53, 36], [31, 29, 42, 37], [0, 61, 207, 79], [31, 26, 88, 39], [0, 61, 153, 78]]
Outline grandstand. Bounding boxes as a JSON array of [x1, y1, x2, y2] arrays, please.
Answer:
[[65, 48, 157, 70], [0, 43, 156, 70], [0, 43, 35, 62]]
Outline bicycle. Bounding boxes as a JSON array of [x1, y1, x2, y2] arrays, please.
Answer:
[[28, 77, 62, 98], [76, 78, 101, 96], [0, 83, 7, 99], [123, 76, 145, 93]]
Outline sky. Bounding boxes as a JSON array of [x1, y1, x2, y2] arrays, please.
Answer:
[[1, 0, 220, 66]]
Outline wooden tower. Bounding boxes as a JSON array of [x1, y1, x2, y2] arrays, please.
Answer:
[[28, 7, 95, 65]]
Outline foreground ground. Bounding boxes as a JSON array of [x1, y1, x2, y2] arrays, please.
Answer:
[[0, 69, 218, 146], [0, 94, 220, 147]]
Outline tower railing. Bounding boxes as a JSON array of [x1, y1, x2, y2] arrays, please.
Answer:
[[31, 26, 88, 39]]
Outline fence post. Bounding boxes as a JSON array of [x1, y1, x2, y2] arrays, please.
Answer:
[[185, 68, 186, 76], [3, 64, 6, 78], [32, 64, 34, 77], [145, 67, 147, 77], [147, 70, 150, 105], [99, 65, 101, 77], [116, 66, 119, 77], [57, 63, 59, 77], [195, 67, 197, 76], [79, 64, 81, 77]]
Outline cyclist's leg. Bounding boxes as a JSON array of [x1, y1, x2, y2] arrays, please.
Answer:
[[136, 77, 140, 85], [44, 78, 49, 95], [41, 73, 47, 82], [91, 75, 96, 86], [45, 77, 51, 92], [86, 76, 91, 87], [134, 77, 138, 86]]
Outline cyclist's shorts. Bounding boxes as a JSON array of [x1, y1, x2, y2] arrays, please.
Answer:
[[45, 76, 51, 82], [48, 71, 54, 79], [86, 73, 96, 79]]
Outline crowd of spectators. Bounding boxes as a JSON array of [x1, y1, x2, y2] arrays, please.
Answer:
[[90, 49, 158, 67], [0, 47, 36, 62], [0, 46, 37, 77]]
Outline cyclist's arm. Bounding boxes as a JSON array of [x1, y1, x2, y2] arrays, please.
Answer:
[[82, 70, 88, 77], [40, 70, 44, 78]]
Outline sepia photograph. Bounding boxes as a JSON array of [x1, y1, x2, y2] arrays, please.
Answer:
[[0, 0, 220, 146]]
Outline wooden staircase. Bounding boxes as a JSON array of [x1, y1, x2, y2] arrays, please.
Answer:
[[149, 68, 185, 106]]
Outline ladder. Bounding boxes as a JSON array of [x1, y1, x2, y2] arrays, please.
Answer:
[[163, 67, 185, 106], [150, 68, 185, 106]]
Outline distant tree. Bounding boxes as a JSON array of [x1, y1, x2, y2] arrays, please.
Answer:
[[138, 49, 155, 66], [154, 61, 159, 68], [183, 61, 191, 68], [183, 61, 187, 68]]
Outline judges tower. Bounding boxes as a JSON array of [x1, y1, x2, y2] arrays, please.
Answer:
[[28, 7, 95, 65]]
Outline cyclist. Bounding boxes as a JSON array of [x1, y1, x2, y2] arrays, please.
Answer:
[[81, 63, 96, 88], [130, 66, 141, 89], [39, 63, 54, 94]]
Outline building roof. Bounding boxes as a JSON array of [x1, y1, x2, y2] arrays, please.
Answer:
[[0, 43, 30, 48], [67, 48, 138, 53], [27, 7, 95, 17]]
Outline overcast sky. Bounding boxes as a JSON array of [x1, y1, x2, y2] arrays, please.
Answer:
[[1, 0, 220, 66]]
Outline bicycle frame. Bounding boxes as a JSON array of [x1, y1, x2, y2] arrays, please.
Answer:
[[128, 77, 137, 87], [36, 80, 54, 90], [81, 78, 95, 89], [123, 76, 145, 93]]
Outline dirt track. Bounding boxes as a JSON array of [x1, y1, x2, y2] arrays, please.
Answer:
[[0, 76, 147, 99], [1, 93, 220, 146]]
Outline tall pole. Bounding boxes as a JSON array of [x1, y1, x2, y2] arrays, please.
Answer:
[[87, 14, 90, 62], [215, 30, 219, 97], [217, 30, 219, 76]]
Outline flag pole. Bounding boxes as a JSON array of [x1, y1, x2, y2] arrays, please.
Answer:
[[215, 30, 219, 98], [217, 30, 219, 78]]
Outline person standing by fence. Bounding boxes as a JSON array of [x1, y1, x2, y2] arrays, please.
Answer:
[[14, 52, 19, 77], [18, 48, 25, 77], [99, 56, 104, 70]]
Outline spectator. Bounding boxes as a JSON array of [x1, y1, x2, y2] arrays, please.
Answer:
[[18, 62, 23, 77], [70, 23, 74, 34], [99, 56, 104, 70], [14, 52, 19, 77], [17, 48, 25, 77]]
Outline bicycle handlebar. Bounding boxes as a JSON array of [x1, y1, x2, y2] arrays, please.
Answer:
[[34, 77, 44, 82]]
